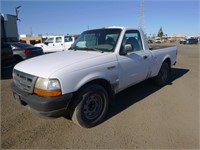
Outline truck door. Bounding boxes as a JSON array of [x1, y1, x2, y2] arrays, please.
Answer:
[[43, 37, 55, 53], [117, 30, 151, 90], [54, 36, 65, 52], [64, 36, 74, 50]]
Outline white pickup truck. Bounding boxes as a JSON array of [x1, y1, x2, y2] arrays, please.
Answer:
[[154, 37, 162, 43], [12, 26, 177, 128], [35, 35, 75, 53]]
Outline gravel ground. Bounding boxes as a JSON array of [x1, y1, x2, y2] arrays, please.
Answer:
[[1, 43, 199, 149]]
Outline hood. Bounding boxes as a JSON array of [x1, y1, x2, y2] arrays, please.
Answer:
[[14, 50, 111, 78]]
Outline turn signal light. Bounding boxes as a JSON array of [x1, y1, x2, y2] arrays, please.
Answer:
[[34, 88, 62, 97]]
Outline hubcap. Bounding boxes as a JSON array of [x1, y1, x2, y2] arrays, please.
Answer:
[[83, 93, 103, 120]]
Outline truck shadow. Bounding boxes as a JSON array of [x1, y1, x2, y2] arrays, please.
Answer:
[[104, 67, 189, 123]]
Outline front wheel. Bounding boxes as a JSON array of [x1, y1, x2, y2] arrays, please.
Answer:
[[154, 62, 171, 86], [72, 84, 109, 128]]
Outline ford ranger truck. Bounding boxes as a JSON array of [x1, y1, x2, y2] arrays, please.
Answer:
[[12, 27, 177, 128]]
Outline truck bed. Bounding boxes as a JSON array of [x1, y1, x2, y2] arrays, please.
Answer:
[[149, 44, 175, 50]]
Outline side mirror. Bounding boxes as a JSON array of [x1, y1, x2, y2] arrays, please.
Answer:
[[44, 42, 49, 46], [125, 44, 133, 52], [120, 44, 133, 55]]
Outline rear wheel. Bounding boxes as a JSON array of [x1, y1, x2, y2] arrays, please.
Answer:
[[154, 62, 171, 86], [72, 84, 109, 128]]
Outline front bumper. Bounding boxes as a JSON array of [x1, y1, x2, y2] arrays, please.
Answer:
[[12, 82, 73, 117]]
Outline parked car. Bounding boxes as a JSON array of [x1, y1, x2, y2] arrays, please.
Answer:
[[180, 38, 198, 44], [35, 35, 75, 53], [12, 26, 177, 128], [179, 38, 186, 44], [154, 37, 162, 43], [1, 43, 15, 69], [8, 42, 44, 63], [148, 39, 154, 44], [185, 38, 198, 44]]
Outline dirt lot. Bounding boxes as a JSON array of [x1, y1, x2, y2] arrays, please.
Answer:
[[1, 43, 199, 149]]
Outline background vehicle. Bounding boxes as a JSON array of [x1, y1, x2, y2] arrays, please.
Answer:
[[179, 38, 186, 44], [186, 38, 198, 44], [8, 42, 44, 63], [35, 35, 75, 53], [180, 37, 198, 44], [1, 43, 15, 69], [148, 39, 154, 44], [12, 27, 177, 128], [154, 37, 162, 43]]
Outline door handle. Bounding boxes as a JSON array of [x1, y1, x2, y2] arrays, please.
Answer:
[[107, 66, 116, 70], [143, 56, 148, 59]]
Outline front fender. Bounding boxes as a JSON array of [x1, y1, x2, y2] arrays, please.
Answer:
[[54, 64, 119, 95], [74, 72, 111, 92]]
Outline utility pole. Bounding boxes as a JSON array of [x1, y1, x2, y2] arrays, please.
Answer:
[[15, 5, 21, 21], [30, 27, 33, 36], [139, 0, 144, 31]]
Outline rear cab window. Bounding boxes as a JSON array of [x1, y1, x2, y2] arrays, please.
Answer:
[[64, 36, 73, 42]]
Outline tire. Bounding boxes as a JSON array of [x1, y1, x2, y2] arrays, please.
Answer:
[[72, 84, 109, 128], [154, 62, 171, 86]]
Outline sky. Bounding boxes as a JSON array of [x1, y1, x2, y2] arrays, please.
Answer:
[[1, 0, 199, 36]]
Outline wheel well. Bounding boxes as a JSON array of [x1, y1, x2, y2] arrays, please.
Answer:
[[163, 58, 171, 67], [14, 55, 23, 60], [79, 79, 115, 105], [85, 79, 113, 96], [163, 58, 171, 74], [14, 55, 22, 58]]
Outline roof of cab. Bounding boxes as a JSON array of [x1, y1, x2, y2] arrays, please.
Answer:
[[102, 26, 141, 31]]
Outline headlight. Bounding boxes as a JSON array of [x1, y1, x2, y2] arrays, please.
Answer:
[[34, 78, 62, 97]]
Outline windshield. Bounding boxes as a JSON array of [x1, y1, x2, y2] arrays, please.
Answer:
[[70, 28, 122, 52]]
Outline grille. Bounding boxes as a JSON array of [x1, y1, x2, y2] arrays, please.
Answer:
[[13, 69, 37, 93]]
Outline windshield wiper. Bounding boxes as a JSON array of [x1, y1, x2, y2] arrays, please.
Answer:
[[82, 48, 104, 53], [69, 47, 105, 53]]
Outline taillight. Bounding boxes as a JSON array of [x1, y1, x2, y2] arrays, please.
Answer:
[[22, 49, 31, 54]]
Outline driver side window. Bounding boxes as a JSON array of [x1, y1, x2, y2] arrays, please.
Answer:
[[46, 38, 54, 43], [120, 30, 143, 53]]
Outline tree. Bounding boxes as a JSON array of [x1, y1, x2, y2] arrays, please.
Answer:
[[157, 27, 164, 37]]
